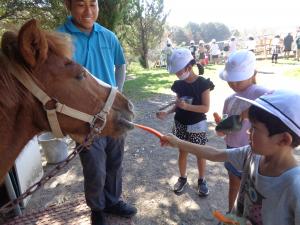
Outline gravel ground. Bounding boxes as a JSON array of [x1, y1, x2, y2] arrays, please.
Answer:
[[16, 61, 300, 225]]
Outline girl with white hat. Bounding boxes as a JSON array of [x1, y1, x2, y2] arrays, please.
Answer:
[[157, 48, 214, 196]]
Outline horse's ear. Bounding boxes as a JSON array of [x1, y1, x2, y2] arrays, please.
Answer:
[[18, 19, 48, 68], [1, 31, 18, 59]]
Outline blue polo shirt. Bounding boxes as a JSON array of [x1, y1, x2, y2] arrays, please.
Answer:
[[57, 17, 125, 86]]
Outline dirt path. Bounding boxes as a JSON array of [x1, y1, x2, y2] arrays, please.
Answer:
[[21, 95, 228, 225], [20, 61, 300, 225]]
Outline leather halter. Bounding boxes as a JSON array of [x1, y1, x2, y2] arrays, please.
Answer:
[[11, 67, 117, 138]]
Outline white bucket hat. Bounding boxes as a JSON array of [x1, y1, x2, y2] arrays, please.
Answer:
[[168, 48, 194, 74], [219, 50, 256, 82], [236, 89, 300, 137]]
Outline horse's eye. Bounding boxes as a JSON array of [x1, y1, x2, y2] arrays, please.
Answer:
[[75, 73, 85, 81]]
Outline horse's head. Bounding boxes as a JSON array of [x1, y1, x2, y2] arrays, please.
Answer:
[[0, 19, 136, 184], [1, 19, 134, 143]]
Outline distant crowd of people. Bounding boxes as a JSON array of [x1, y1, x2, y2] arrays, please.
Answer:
[[161, 30, 300, 69], [270, 32, 300, 63]]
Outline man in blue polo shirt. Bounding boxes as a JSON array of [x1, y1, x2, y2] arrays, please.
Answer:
[[58, 1, 137, 225]]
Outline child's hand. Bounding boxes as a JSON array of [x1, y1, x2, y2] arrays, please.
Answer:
[[240, 109, 248, 121], [176, 99, 188, 110], [156, 111, 168, 120], [213, 112, 225, 137], [160, 134, 180, 148], [213, 112, 222, 124], [216, 131, 226, 137]]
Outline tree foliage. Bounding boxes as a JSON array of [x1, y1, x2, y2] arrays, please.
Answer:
[[185, 22, 202, 42], [0, 0, 235, 69], [0, 0, 67, 31], [121, 0, 168, 68], [97, 0, 132, 32], [172, 26, 189, 46], [171, 22, 231, 45]]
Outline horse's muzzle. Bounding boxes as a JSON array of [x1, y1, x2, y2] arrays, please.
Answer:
[[118, 116, 135, 130]]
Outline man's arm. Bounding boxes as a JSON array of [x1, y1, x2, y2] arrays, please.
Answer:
[[115, 64, 126, 92]]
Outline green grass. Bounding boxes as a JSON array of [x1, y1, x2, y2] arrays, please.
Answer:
[[124, 64, 176, 101], [123, 63, 230, 100], [124, 61, 300, 101], [284, 67, 300, 77], [124, 63, 222, 101], [256, 59, 300, 77]]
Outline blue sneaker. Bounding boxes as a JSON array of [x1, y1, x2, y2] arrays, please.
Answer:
[[198, 178, 209, 197]]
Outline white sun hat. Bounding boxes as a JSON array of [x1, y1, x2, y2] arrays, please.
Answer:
[[219, 50, 256, 82], [236, 89, 300, 137], [167, 48, 194, 74]]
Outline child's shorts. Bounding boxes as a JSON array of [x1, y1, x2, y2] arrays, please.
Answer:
[[172, 120, 208, 145]]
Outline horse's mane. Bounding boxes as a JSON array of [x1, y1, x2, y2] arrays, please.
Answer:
[[0, 28, 73, 119], [45, 31, 73, 59]]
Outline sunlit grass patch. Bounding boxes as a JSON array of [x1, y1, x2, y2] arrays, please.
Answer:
[[125, 66, 175, 100], [124, 61, 300, 101], [284, 67, 300, 77]]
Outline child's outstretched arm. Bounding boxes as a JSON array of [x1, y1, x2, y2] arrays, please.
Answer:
[[161, 134, 228, 162]]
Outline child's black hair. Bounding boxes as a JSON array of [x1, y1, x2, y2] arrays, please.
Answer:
[[184, 59, 196, 68], [248, 105, 300, 147]]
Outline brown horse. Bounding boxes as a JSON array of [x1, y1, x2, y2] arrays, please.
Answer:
[[0, 19, 134, 184]]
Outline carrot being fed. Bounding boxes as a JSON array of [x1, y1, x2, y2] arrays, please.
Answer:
[[132, 123, 163, 139], [212, 210, 239, 225]]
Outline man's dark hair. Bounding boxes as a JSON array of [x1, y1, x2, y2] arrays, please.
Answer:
[[248, 105, 300, 147]]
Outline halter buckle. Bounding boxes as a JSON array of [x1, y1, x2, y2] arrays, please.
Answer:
[[43, 98, 58, 111], [90, 111, 108, 133]]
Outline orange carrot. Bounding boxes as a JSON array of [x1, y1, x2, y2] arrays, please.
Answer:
[[134, 123, 163, 139], [213, 112, 222, 124], [212, 210, 239, 225]]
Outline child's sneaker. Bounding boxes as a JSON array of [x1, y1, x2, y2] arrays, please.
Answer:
[[198, 178, 209, 197], [173, 177, 187, 193]]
